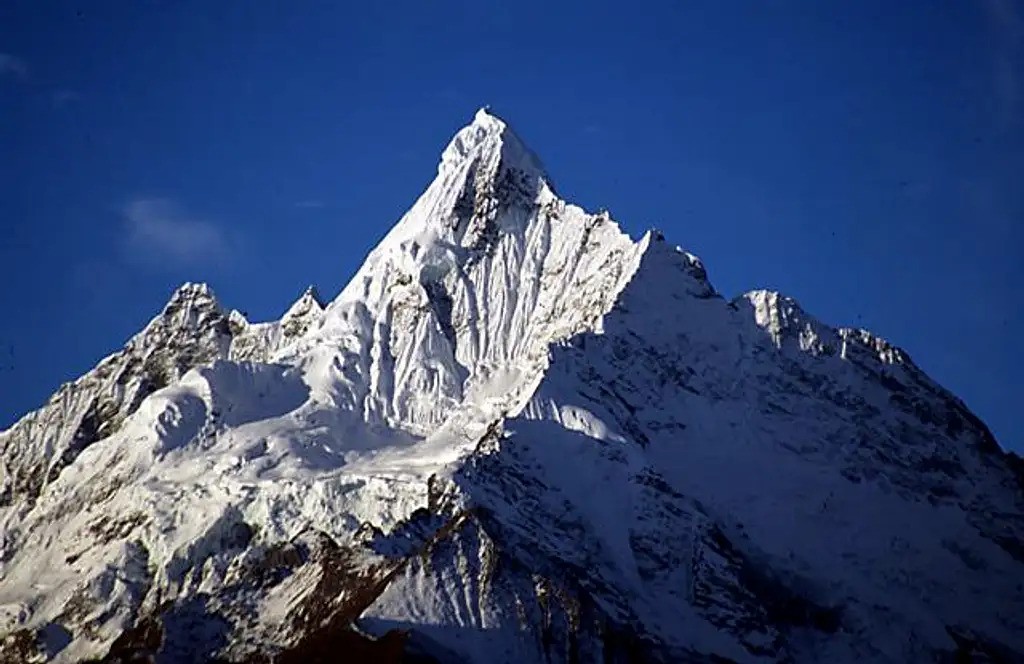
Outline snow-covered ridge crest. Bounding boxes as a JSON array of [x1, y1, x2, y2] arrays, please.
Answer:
[[229, 285, 326, 363], [1, 109, 1022, 663], [742, 289, 910, 365], [0, 282, 235, 511]]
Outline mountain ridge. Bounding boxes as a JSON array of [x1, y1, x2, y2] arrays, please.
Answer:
[[1, 109, 1022, 663]]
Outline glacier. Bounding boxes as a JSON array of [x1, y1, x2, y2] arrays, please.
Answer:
[[1, 108, 1022, 663]]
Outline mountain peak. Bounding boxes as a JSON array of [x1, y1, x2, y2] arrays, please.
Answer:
[[473, 105, 498, 126], [5, 111, 1022, 663], [438, 107, 547, 182], [158, 281, 223, 321], [282, 285, 325, 319], [167, 281, 215, 302], [299, 285, 325, 309], [274, 284, 326, 340]]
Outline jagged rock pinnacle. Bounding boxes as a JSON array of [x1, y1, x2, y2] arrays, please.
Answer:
[[300, 285, 326, 309]]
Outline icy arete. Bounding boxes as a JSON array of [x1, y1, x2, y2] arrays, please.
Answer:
[[1, 109, 1022, 663]]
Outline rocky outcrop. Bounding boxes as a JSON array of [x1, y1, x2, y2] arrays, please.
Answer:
[[0, 283, 234, 510]]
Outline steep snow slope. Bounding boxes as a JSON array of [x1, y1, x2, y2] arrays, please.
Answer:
[[1, 109, 1022, 663]]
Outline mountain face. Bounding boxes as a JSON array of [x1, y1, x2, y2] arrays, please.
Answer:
[[2, 110, 1022, 664]]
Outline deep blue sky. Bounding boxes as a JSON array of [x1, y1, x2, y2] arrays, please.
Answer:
[[2, 2, 1021, 450]]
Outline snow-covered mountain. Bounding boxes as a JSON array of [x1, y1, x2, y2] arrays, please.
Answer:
[[2, 109, 1022, 663]]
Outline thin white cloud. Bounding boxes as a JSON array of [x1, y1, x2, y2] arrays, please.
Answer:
[[1, 54, 82, 106], [0, 53, 29, 79], [122, 198, 231, 267], [50, 89, 80, 107]]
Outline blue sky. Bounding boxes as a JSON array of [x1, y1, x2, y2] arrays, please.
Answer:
[[2, 1, 1022, 450]]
